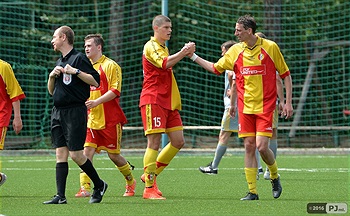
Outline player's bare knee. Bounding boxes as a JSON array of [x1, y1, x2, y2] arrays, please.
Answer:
[[171, 139, 185, 149]]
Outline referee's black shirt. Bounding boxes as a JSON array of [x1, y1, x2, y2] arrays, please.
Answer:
[[52, 48, 100, 108]]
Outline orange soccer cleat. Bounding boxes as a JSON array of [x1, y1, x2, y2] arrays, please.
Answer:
[[143, 187, 166, 200], [123, 179, 136, 197], [140, 173, 162, 196]]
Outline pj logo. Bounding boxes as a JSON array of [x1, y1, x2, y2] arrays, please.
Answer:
[[327, 203, 347, 213]]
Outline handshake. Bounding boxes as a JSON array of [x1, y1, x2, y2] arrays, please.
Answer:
[[182, 42, 197, 60]]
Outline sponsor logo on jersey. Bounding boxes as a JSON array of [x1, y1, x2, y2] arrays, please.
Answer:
[[240, 65, 266, 76]]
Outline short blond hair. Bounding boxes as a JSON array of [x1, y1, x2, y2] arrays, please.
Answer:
[[152, 15, 171, 28]]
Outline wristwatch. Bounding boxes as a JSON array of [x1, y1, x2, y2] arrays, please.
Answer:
[[75, 69, 81, 75]]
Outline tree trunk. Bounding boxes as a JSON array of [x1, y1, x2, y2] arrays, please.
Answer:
[[109, 0, 124, 62], [263, 0, 282, 46]]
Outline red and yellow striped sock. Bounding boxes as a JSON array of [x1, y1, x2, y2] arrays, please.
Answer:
[[143, 147, 158, 187], [156, 143, 179, 175]]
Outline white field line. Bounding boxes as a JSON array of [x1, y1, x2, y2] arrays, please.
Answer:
[[2, 167, 348, 173], [2, 156, 348, 172], [3, 154, 349, 163]]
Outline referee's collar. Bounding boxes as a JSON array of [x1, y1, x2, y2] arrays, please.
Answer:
[[61, 48, 76, 61]]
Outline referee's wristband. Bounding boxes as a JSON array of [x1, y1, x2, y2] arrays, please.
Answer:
[[190, 53, 198, 61]]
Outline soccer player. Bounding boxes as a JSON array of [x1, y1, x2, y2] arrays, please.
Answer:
[[199, 38, 284, 180], [199, 40, 238, 175], [191, 15, 293, 200], [0, 59, 26, 186], [74, 34, 136, 198], [44, 26, 107, 204], [254, 32, 285, 180], [139, 15, 195, 199], [199, 39, 285, 178]]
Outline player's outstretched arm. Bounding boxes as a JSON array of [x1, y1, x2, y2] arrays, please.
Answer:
[[192, 54, 215, 74]]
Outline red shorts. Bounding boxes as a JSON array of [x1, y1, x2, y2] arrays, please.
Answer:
[[140, 104, 183, 135], [0, 127, 8, 150], [84, 124, 122, 154], [238, 112, 274, 138]]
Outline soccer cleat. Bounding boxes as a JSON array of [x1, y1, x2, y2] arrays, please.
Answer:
[[75, 186, 91, 197], [240, 192, 259, 201], [0, 173, 7, 186], [199, 162, 218, 175], [89, 180, 108, 203], [123, 179, 136, 197], [140, 173, 145, 183], [271, 175, 282, 199], [258, 167, 264, 175], [264, 169, 270, 180], [143, 187, 166, 200], [43, 195, 67, 204], [140, 174, 162, 196]]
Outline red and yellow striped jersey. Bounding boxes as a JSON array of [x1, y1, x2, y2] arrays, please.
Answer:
[[214, 36, 290, 114], [139, 37, 181, 111], [88, 55, 127, 129], [0, 59, 25, 127]]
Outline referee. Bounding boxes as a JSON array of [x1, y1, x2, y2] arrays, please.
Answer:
[[43, 26, 107, 204]]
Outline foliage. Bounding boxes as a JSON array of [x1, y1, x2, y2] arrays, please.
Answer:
[[0, 0, 348, 148]]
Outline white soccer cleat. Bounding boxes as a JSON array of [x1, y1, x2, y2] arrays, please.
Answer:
[[0, 173, 7, 186]]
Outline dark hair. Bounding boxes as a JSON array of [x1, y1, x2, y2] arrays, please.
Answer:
[[85, 34, 104, 52], [237, 14, 257, 34], [59, 26, 74, 45], [221, 40, 237, 51], [256, 32, 267, 39]]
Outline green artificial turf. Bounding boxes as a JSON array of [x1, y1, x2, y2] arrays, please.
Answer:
[[0, 153, 348, 215]]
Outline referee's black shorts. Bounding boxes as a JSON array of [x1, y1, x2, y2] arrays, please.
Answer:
[[51, 105, 87, 151]]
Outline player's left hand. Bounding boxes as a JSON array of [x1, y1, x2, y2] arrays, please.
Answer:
[[282, 103, 293, 119], [12, 117, 23, 134]]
